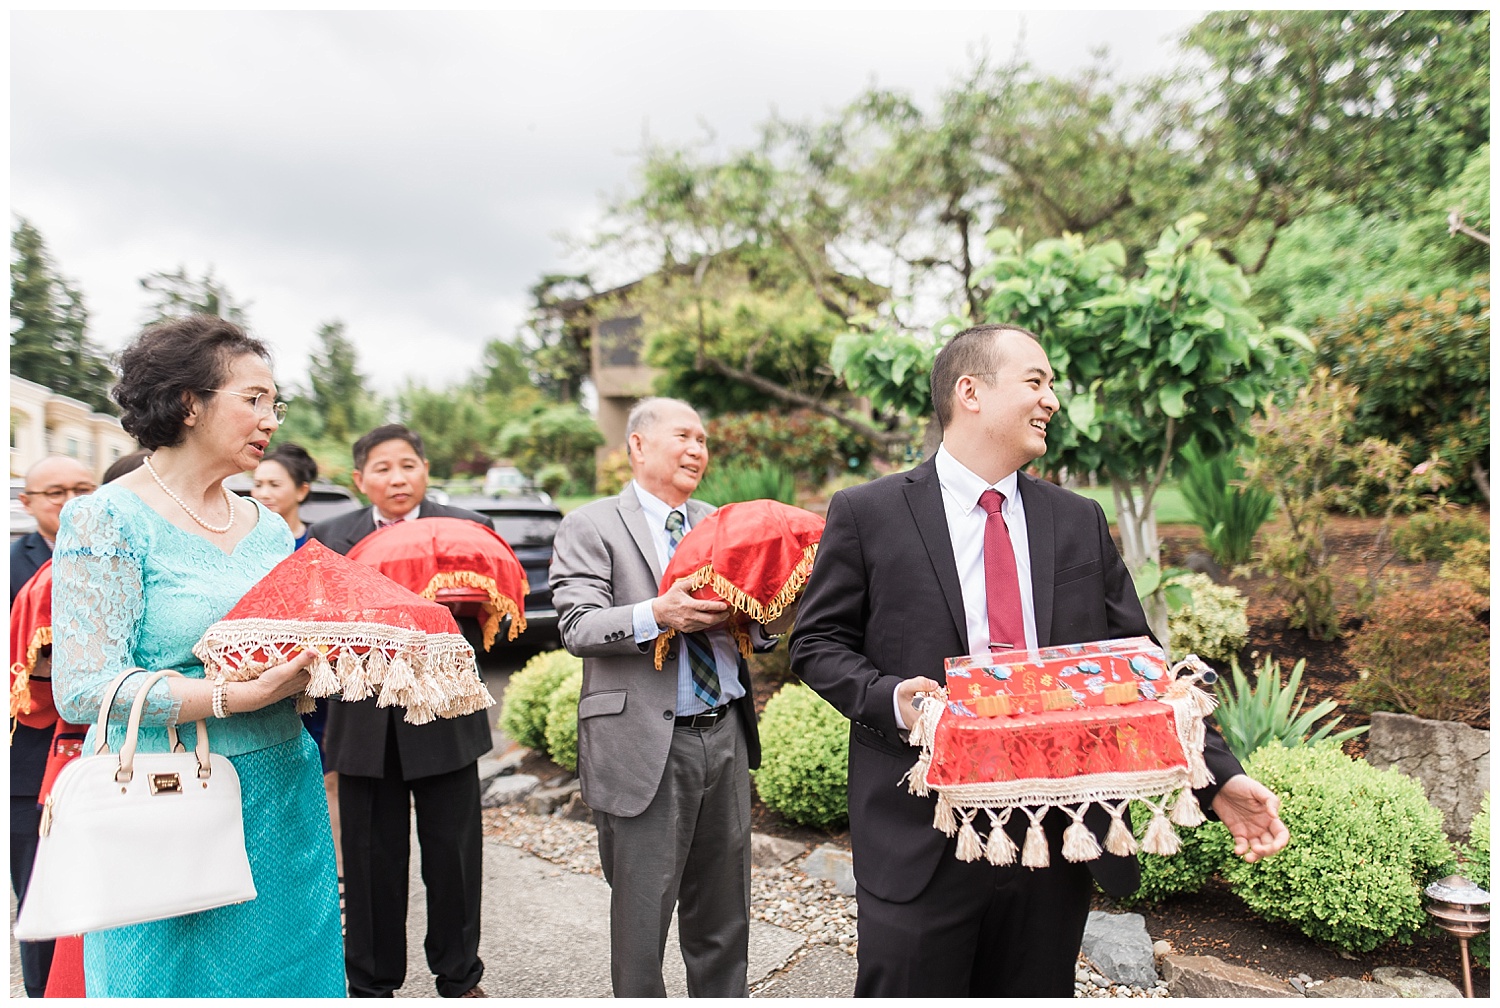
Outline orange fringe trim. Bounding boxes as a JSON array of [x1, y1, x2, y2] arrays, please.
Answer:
[[652, 544, 817, 669], [10, 626, 52, 737], [420, 571, 529, 650]]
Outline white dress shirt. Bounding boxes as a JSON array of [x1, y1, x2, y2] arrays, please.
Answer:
[[895, 446, 1040, 729], [373, 505, 421, 527], [626, 482, 747, 716]]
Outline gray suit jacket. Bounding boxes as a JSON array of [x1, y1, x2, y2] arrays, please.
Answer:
[[550, 485, 761, 818]]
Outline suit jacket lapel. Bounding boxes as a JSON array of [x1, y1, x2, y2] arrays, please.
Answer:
[[1018, 473, 1055, 646], [901, 457, 968, 647], [618, 485, 665, 583]]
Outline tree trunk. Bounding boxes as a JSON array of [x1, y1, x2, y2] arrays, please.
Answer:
[[1110, 477, 1169, 649], [1471, 457, 1490, 504]]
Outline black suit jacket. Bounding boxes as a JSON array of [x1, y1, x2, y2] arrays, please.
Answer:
[[11, 532, 51, 606], [789, 458, 1244, 902], [308, 501, 495, 780]]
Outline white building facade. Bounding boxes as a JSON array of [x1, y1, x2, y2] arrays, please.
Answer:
[[10, 375, 138, 479]]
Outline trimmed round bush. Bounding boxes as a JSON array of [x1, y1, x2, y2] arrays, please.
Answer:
[[752, 683, 849, 829], [499, 649, 581, 751], [543, 668, 583, 772], [1223, 743, 1454, 953], [1117, 802, 1234, 907], [1168, 572, 1249, 665], [1463, 794, 1490, 966]]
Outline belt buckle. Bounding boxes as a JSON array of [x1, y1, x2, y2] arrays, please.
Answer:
[[689, 706, 725, 728]]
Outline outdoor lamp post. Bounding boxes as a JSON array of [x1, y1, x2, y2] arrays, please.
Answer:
[[1425, 874, 1490, 998]]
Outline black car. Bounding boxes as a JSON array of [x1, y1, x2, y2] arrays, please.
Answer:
[[223, 474, 364, 527], [444, 494, 563, 646]]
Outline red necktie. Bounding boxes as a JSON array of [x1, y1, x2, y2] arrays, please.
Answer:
[[979, 489, 1026, 651]]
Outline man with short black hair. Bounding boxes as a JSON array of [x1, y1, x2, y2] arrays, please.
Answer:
[[309, 424, 492, 999], [791, 323, 1287, 996], [9, 455, 96, 998]]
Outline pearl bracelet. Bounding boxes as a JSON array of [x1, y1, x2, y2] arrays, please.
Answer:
[[212, 680, 232, 719]]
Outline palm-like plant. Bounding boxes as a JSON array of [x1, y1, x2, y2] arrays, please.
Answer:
[[1178, 441, 1275, 568], [1212, 654, 1368, 763]]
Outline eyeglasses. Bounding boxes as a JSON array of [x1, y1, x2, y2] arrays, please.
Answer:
[[24, 484, 97, 503], [209, 389, 288, 422]]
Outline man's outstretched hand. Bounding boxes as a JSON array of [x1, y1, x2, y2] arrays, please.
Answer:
[[1211, 774, 1290, 863]]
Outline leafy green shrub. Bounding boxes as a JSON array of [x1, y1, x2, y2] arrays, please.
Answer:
[[696, 461, 796, 506], [1393, 505, 1489, 561], [1462, 794, 1490, 966], [1167, 573, 1250, 664], [1117, 805, 1233, 907], [1347, 580, 1489, 722], [1178, 441, 1274, 567], [1212, 655, 1367, 764], [595, 446, 631, 495], [534, 462, 572, 497], [752, 683, 849, 829], [543, 668, 583, 772], [499, 649, 582, 751], [1440, 539, 1490, 596], [706, 410, 876, 480], [1223, 743, 1453, 953], [499, 405, 604, 493]]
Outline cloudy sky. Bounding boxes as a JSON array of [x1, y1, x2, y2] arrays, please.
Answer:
[[13, 10, 1203, 396]]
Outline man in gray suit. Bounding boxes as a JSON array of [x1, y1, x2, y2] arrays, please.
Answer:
[[550, 397, 767, 997]]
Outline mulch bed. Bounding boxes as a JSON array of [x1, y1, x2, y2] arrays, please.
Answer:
[[745, 513, 1490, 995]]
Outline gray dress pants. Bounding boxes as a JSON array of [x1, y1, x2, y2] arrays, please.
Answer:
[[593, 705, 752, 997]]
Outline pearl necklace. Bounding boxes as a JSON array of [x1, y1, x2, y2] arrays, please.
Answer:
[[143, 456, 237, 534]]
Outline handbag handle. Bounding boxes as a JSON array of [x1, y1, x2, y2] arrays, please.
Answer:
[[114, 670, 212, 783], [90, 667, 182, 756]]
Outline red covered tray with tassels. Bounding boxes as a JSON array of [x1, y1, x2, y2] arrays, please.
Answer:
[[905, 637, 1219, 869], [192, 540, 493, 725], [652, 499, 823, 669]]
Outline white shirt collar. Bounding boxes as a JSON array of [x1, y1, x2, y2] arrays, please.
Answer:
[[935, 444, 1020, 513], [631, 481, 690, 530], [373, 504, 421, 525]]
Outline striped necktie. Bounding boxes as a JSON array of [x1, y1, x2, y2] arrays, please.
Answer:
[[665, 509, 723, 708]]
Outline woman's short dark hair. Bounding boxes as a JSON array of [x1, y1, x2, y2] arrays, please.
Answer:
[[264, 442, 318, 487], [113, 314, 271, 450]]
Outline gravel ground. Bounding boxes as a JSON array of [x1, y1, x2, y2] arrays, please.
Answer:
[[482, 806, 1171, 998]]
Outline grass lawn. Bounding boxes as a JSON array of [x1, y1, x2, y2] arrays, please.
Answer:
[[1070, 484, 1196, 526], [554, 494, 604, 514]]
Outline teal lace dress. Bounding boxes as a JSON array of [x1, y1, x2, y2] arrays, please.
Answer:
[[51, 484, 345, 998]]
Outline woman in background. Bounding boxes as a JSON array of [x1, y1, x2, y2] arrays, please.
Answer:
[[252, 440, 342, 879], [252, 442, 317, 548], [51, 314, 343, 997]]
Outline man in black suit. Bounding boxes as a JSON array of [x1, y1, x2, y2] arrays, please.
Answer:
[[308, 424, 492, 999], [9, 456, 96, 998], [790, 324, 1288, 997]]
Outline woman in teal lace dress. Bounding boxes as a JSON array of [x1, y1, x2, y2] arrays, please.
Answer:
[[51, 315, 345, 997]]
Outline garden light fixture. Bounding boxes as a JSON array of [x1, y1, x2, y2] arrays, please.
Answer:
[[1425, 874, 1489, 998]]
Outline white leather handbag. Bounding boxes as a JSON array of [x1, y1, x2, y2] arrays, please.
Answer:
[[14, 668, 258, 940]]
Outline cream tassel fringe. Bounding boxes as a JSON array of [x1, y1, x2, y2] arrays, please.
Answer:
[[295, 694, 316, 715], [955, 811, 985, 862], [1021, 808, 1050, 868], [1104, 802, 1138, 857], [984, 810, 1018, 865], [933, 792, 958, 836], [1061, 805, 1102, 862], [1171, 788, 1206, 827], [1142, 805, 1181, 856]]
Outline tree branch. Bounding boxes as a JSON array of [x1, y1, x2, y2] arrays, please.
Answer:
[[1448, 210, 1492, 246], [697, 355, 906, 447]]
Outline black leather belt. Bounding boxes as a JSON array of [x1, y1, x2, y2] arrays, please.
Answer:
[[675, 705, 730, 728]]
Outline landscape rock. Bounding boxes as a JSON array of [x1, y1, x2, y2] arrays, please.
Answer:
[[1366, 711, 1489, 840], [801, 845, 856, 896], [751, 833, 807, 868], [1371, 965, 1462, 998], [1305, 976, 1398, 998], [558, 792, 593, 823], [1152, 939, 1173, 959], [526, 780, 581, 816], [1160, 954, 1300, 998], [1081, 911, 1158, 986], [482, 772, 540, 809], [1184, 550, 1228, 584], [476, 747, 529, 785]]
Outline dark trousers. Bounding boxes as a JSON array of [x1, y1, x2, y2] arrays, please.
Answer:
[[853, 811, 1093, 997], [339, 733, 484, 997], [594, 706, 752, 998], [11, 797, 56, 998]]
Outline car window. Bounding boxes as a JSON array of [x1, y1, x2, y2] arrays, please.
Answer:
[[487, 513, 561, 548]]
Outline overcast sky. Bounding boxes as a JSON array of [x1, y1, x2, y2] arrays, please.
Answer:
[[12, 10, 1204, 396]]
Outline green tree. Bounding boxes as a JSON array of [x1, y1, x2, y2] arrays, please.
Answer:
[[139, 265, 250, 324], [399, 385, 495, 479], [473, 338, 531, 397], [518, 274, 595, 403], [1183, 10, 1490, 273], [498, 405, 603, 493], [978, 215, 1309, 641], [10, 218, 115, 413], [307, 320, 382, 446]]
